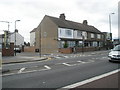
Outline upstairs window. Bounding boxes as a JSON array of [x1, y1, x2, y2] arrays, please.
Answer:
[[66, 30, 72, 36], [91, 33, 95, 38], [77, 31, 82, 37], [97, 34, 101, 39]]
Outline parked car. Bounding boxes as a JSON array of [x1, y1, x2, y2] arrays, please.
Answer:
[[108, 45, 120, 62], [14, 48, 21, 53]]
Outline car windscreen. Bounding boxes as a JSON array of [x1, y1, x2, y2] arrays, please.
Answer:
[[113, 45, 120, 51]]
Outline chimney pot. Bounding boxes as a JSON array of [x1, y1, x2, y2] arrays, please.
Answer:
[[83, 20, 88, 25], [15, 29, 18, 33], [59, 13, 66, 20]]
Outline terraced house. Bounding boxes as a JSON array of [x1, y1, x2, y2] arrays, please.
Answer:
[[35, 14, 104, 54]]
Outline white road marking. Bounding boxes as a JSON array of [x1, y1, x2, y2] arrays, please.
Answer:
[[44, 65, 51, 69], [63, 56, 69, 58], [88, 55, 92, 56], [43, 82, 46, 84], [88, 60, 95, 62], [2, 58, 49, 66], [102, 57, 108, 59], [1, 73, 17, 77], [77, 61, 86, 63], [61, 69, 120, 89], [2, 65, 51, 76], [18, 68, 26, 73], [3, 66, 51, 76], [62, 63, 75, 66]]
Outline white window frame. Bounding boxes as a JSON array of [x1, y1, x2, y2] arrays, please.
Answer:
[[58, 28, 73, 39], [91, 33, 95, 38], [97, 34, 101, 39]]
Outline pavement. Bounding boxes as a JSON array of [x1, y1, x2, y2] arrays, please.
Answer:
[[68, 70, 120, 89], [2, 50, 110, 64]]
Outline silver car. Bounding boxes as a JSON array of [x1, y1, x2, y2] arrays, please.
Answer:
[[108, 45, 120, 62]]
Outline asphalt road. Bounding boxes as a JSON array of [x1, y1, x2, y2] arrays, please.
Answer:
[[2, 51, 120, 88]]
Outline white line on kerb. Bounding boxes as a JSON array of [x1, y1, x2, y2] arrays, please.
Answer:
[[18, 68, 26, 73], [61, 69, 120, 89]]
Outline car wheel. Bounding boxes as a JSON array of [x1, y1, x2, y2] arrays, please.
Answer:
[[109, 60, 112, 62]]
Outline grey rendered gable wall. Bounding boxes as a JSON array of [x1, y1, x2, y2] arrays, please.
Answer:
[[39, 15, 59, 54]]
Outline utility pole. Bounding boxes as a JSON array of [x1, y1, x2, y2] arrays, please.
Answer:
[[14, 20, 20, 56]]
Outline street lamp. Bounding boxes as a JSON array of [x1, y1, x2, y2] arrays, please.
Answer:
[[14, 20, 20, 56], [0, 21, 11, 31], [81, 32, 85, 54], [39, 26, 41, 57], [109, 13, 115, 40], [0, 21, 11, 48]]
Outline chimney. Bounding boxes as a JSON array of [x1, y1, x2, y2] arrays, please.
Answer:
[[15, 29, 18, 33], [83, 20, 88, 25], [59, 13, 66, 20]]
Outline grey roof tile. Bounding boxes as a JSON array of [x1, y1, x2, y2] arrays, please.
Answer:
[[46, 15, 102, 34]]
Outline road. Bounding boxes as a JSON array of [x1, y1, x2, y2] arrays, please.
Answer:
[[2, 51, 120, 89]]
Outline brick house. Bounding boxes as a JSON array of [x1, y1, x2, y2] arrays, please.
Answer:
[[30, 28, 37, 46], [35, 14, 104, 54], [0, 30, 24, 56]]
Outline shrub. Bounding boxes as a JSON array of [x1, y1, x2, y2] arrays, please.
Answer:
[[64, 43, 68, 48]]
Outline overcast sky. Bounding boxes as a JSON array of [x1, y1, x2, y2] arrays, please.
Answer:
[[0, 0, 119, 42]]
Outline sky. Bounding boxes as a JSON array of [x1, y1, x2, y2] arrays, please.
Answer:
[[0, 0, 119, 42]]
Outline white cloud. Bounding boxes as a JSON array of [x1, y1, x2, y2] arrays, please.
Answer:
[[0, 0, 119, 42]]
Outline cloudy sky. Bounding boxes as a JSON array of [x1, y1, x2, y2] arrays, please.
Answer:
[[0, 0, 119, 42]]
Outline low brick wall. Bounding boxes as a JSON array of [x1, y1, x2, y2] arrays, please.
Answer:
[[59, 48, 72, 54], [76, 47, 99, 52], [24, 46, 36, 52], [59, 47, 104, 54], [2, 43, 14, 56]]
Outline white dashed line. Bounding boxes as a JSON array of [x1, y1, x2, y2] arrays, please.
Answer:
[[44, 65, 51, 69], [77, 61, 86, 63], [18, 68, 26, 73], [62, 63, 74, 66]]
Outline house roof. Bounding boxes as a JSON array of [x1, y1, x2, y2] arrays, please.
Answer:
[[46, 15, 102, 34], [30, 28, 37, 33]]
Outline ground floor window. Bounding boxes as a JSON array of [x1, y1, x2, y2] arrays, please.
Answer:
[[93, 41, 98, 47], [67, 41, 75, 47], [59, 40, 103, 48], [58, 41, 65, 48]]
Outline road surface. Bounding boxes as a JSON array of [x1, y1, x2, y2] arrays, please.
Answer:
[[2, 51, 120, 89]]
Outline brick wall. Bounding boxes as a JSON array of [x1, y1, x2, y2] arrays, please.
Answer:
[[2, 43, 14, 56], [59, 47, 104, 54], [59, 48, 72, 54], [24, 46, 35, 52]]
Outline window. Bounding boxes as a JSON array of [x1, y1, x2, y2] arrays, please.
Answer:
[[77, 31, 82, 37], [67, 41, 75, 47], [93, 42, 97, 47], [59, 41, 65, 48], [91, 33, 94, 38], [66, 30, 72, 36], [97, 34, 101, 39]]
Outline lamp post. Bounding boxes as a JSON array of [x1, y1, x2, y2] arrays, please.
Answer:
[[0, 21, 11, 48], [109, 13, 115, 40], [81, 32, 85, 54], [0, 21, 11, 31], [14, 20, 20, 56], [39, 26, 41, 57]]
